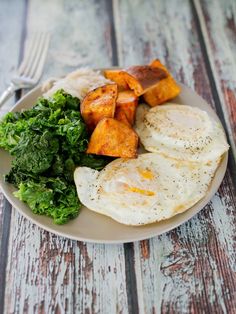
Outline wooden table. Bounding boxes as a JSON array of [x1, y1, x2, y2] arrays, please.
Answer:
[[0, 0, 235, 313]]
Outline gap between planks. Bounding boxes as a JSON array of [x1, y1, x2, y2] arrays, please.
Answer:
[[192, 0, 236, 193], [0, 0, 29, 312], [109, 0, 141, 312]]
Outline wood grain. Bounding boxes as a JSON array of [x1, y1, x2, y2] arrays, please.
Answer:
[[0, 0, 25, 115], [5, 213, 128, 313], [4, 0, 128, 313], [0, 0, 26, 312], [115, 0, 236, 312], [0, 0, 236, 313], [194, 0, 236, 160], [0, 196, 11, 314], [26, 0, 115, 78]]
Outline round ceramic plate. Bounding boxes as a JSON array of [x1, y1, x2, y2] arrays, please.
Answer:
[[0, 75, 228, 243]]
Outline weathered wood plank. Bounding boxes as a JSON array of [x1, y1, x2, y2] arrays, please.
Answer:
[[0, 0, 25, 115], [4, 0, 128, 313], [115, 0, 236, 312], [194, 0, 236, 160], [26, 0, 115, 79], [5, 213, 128, 313], [2, 0, 236, 313], [135, 175, 236, 313], [0, 0, 26, 312], [135, 188, 236, 314]]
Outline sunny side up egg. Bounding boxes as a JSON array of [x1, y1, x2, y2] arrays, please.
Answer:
[[74, 153, 219, 226], [135, 104, 229, 162]]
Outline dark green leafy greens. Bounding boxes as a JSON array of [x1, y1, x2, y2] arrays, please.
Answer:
[[0, 90, 110, 224]]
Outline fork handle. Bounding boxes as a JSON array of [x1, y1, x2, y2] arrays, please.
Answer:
[[0, 83, 17, 107]]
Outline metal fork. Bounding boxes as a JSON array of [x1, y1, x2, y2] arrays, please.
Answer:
[[0, 32, 50, 107]]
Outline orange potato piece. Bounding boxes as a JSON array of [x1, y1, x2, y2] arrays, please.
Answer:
[[120, 65, 167, 96], [115, 110, 131, 127], [143, 59, 181, 106], [104, 69, 129, 90], [115, 90, 138, 126], [81, 84, 118, 131], [150, 59, 169, 70], [86, 118, 138, 158]]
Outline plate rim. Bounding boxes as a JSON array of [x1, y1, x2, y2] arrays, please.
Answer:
[[0, 73, 228, 243]]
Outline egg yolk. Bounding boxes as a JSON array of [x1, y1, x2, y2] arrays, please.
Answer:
[[129, 186, 155, 196], [138, 168, 154, 180]]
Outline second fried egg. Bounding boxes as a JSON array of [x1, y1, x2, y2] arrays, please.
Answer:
[[135, 103, 229, 162]]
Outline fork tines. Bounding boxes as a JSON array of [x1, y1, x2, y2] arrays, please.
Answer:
[[18, 32, 50, 82]]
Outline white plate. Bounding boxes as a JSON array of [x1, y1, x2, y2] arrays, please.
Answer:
[[0, 78, 228, 243]]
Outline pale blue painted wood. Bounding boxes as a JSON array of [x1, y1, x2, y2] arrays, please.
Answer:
[[1, 0, 236, 313], [115, 0, 236, 312], [0, 0, 25, 114], [3, 0, 129, 313]]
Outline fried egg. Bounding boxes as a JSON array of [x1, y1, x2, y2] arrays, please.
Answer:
[[135, 103, 229, 162], [74, 153, 219, 225]]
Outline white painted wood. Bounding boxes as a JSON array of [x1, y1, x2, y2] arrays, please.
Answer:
[[114, 0, 210, 92], [0, 194, 4, 243], [194, 0, 236, 160], [134, 187, 236, 313], [26, 0, 114, 79], [3, 0, 129, 313], [0, 1, 25, 113], [1, 0, 236, 313], [116, 0, 236, 312], [0, 0, 25, 261], [5, 212, 129, 313]]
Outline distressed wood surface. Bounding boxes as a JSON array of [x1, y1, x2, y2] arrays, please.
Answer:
[[0, 0, 236, 313], [194, 0, 236, 159], [114, 1, 236, 312], [3, 1, 129, 313], [0, 1, 26, 313]]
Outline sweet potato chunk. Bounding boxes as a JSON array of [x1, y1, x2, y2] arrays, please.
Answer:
[[115, 110, 131, 127], [150, 59, 168, 70], [104, 69, 129, 90], [115, 90, 138, 126], [81, 84, 118, 131], [120, 65, 167, 96], [86, 118, 138, 158], [143, 59, 181, 106]]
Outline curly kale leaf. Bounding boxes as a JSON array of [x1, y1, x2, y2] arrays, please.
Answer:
[[14, 181, 54, 214], [10, 130, 59, 174], [0, 112, 28, 150], [0, 89, 110, 224], [57, 110, 88, 149], [14, 178, 80, 224], [5, 166, 38, 186], [50, 89, 80, 110], [80, 154, 114, 170]]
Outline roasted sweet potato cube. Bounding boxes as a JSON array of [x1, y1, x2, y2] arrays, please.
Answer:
[[150, 59, 168, 71], [115, 110, 131, 127], [115, 90, 138, 126], [81, 84, 118, 131], [143, 59, 181, 106], [120, 65, 167, 96], [104, 69, 129, 90], [86, 118, 138, 158]]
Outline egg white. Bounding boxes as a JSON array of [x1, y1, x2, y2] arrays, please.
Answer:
[[74, 153, 220, 225], [135, 103, 229, 162]]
